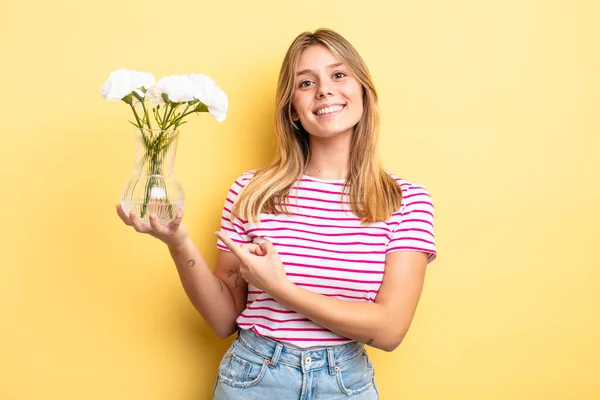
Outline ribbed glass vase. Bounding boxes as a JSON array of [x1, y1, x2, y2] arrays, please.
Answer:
[[119, 128, 184, 225]]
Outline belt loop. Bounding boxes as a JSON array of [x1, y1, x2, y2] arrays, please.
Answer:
[[268, 342, 283, 368], [327, 347, 336, 375]]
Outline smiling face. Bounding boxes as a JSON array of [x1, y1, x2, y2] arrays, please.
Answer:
[[291, 44, 364, 140]]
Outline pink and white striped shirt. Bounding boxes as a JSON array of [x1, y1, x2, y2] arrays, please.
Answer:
[[216, 171, 436, 348]]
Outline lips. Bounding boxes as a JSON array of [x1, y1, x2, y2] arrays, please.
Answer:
[[314, 104, 345, 116]]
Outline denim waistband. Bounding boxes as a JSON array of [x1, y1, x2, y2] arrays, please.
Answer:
[[236, 328, 365, 374]]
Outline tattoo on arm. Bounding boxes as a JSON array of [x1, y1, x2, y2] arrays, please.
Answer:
[[226, 268, 240, 288], [187, 259, 196, 267], [366, 339, 374, 346]]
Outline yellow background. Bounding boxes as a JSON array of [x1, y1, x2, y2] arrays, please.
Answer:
[[1, 0, 598, 399]]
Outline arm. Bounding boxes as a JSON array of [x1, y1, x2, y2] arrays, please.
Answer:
[[272, 251, 428, 352], [168, 239, 247, 339], [166, 174, 255, 338], [117, 175, 252, 339], [214, 231, 430, 352]]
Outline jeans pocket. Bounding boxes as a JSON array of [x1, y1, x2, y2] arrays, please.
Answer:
[[217, 341, 268, 388], [336, 351, 375, 396]]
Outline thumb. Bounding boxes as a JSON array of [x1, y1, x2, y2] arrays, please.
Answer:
[[258, 241, 276, 254]]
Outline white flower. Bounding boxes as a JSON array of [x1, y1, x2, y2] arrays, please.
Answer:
[[205, 87, 228, 122], [188, 73, 228, 122], [155, 75, 195, 103], [100, 68, 155, 101], [145, 86, 164, 104]]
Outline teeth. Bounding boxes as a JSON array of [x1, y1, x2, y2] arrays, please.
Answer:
[[316, 105, 344, 115]]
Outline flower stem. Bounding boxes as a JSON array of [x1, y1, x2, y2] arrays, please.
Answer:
[[172, 104, 191, 130], [141, 100, 152, 130], [130, 104, 143, 128], [162, 103, 170, 130], [163, 103, 178, 131], [154, 106, 163, 126]]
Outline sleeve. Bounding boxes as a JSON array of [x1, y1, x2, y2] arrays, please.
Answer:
[[216, 173, 254, 252], [386, 184, 437, 264]]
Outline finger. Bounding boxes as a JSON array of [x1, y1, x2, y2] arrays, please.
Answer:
[[258, 241, 275, 255], [130, 212, 152, 233], [214, 231, 250, 261], [239, 244, 254, 253], [253, 245, 265, 256], [167, 206, 184, 230], [148, 213, 165, 234], [240, 243, 265, 256], [116, 204, 132, 226], [238, 264, 250, 281]]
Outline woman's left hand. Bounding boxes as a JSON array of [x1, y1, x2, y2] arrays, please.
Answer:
[[214, 231, 290, 295]]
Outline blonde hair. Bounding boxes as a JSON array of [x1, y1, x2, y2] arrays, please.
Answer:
[[233, 28, 403, 224]]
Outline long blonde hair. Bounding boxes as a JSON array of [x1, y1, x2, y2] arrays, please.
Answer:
[[233, 28, 403, 224]]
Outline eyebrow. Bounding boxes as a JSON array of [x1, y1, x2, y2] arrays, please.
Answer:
[[296, 62, 345, 77]]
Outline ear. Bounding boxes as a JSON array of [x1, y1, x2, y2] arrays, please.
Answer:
[[291, 108, 299, 121]]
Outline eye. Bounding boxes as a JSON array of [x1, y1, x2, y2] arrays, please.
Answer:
[[299, 80, 314, 88], [333, 71, 347, 79]]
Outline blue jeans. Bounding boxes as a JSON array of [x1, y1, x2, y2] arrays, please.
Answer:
[[213, 329, 379, 399]]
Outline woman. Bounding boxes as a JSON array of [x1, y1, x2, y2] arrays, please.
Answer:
[[117, 28, 436, 399]]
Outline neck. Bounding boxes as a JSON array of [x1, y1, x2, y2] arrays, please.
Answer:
[[304, 132, 351, 180]]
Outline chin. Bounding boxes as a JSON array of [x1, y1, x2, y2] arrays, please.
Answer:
[[305, 124, 356, 138]]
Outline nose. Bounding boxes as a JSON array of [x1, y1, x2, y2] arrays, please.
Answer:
[[317, 81, 334, 98]]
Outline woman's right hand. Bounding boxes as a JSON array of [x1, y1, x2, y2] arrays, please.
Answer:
[[116, 204, 189, 250]]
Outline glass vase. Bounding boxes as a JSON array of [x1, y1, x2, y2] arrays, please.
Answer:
[[119, 128, 184, 225]]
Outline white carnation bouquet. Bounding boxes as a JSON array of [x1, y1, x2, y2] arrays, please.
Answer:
[[101, 68, 228, 129]]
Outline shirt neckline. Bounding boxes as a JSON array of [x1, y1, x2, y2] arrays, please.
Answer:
[[301, 175, 347, 184]]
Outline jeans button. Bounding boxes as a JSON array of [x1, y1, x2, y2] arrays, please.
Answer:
[[305, 356, 312, 364]]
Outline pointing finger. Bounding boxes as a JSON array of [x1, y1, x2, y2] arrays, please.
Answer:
[[214, 231, 250, 261]]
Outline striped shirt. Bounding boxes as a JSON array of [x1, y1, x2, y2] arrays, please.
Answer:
[[216, 170, 436, 348]]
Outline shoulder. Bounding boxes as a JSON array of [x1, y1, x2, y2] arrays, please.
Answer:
[[223, 171, 258, 203], [230, 170, 258, 188], [385, 171, 434, 208]]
